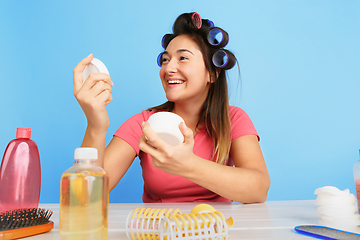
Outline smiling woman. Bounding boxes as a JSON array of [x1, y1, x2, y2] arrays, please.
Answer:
[[73, 12, 270, 203]]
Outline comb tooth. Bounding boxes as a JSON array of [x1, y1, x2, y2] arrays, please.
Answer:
[[11, 219, 19, 229], [28, 216, 35, 226]]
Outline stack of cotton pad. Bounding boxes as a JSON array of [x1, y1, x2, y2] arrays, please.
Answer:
[[314, 186, 360, 232]]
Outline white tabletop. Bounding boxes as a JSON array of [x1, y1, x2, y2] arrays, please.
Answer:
[[22, 200, 324, 239]]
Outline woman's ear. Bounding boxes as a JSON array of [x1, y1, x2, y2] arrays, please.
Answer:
[[210, 68, 221, 83], [216, 68, 221, 78]]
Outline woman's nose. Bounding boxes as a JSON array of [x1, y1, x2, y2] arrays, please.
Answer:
[[164, 59, 178, 74]]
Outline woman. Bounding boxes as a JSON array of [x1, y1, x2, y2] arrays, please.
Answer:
[[73, 12, 270, 203]]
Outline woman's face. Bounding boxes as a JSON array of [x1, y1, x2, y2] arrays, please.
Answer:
[[159, 35, 212, 106]]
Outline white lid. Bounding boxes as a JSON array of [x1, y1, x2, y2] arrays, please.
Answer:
[[82, 58, 109, 81], [74, 147, 98, 160]]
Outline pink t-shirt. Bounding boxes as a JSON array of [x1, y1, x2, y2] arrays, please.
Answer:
[[114, 106, 259, 203]]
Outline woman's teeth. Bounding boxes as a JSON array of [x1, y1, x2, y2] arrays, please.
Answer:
[[168, 80, 184, 84]]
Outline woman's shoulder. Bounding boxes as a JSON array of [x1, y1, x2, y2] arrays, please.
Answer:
[[229, 105, 248, 119], [229, 105, 244, 112], [229, 105, 259, 140], [127, 110, 156, 122], [228, 105, 256, 129]]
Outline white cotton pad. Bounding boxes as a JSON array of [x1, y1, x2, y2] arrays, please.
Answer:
[[314, 186, 350, 196], [320, 214, 360, 227], [316, 205, 358, 217], [147, 112, 185, 146], [82, 58, 109, 81], [315, 194, 357, 206]]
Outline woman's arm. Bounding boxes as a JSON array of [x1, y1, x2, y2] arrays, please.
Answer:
[[81, 131, 137, 191], [185, 135, 270, 203], [139, 122, 270, 203], [73, 54, 136, 190], [73, 54, 113, 167], [104, 137, 137, 191]]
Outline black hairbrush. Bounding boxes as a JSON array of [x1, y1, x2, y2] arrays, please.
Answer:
[[0, 208, 53, 239]]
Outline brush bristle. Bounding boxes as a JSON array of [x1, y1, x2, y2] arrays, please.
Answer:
[[0, 208, 53, 230]]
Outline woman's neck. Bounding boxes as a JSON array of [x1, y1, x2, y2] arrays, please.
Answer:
[[172, 103, 203, 134]]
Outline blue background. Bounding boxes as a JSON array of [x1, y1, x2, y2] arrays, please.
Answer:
[[0, 1, 359, 203]]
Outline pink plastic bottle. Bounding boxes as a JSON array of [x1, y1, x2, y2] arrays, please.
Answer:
[[0, 127, 41, 212]]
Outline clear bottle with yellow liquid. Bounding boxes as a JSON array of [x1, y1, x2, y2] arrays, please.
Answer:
[[59, 147, 109, 239]]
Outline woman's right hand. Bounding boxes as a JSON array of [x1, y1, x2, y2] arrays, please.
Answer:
[[73, 54, 114, 132]]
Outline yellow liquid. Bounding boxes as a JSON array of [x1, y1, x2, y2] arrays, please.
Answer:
[[59, 172, 109, 240]]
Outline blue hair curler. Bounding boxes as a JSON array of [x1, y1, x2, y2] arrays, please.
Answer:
[[212, 49, 236, 70], [206, 19, 215, 28], [161, 34, 170, 49], [207, 27, 229, 48], [157, 52, 164, 67]]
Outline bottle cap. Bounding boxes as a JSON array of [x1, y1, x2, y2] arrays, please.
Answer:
[[82, 58, 109, 81], [74, 148, 98, 160], [16, 127, 32, 139]]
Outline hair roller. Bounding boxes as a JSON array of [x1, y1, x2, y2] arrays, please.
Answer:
[[126, 204, 233, 240], [157, 52, 163, 67], [191, 12, 202, 29], [207, 27, 229, 48], [212, 49, 236, 70], [205, 19, 215, 28], [161, 34, 175, 49]]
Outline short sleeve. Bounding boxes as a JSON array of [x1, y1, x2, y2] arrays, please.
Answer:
[[113, 111, 153, 155], [230, 106, 260, 142]]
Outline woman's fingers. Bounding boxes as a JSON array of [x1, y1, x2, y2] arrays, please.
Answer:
[[81, 73, 114, 104], [180, 122, 194, 145], [73, 54, 114, 96], [73, 53, 93, 95], [82, 72, 114, 90], [140, 122, 193, 152], [140, 122, 166, 149], [89, 79, 113, 94], [75, 72, 114, 104], [93, 82, 113, 104], [139, 121, 196, 175], [78, 80, 112, 106]]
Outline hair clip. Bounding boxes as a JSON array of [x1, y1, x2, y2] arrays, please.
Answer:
[[207, 27, 229, 48], [192, 12, 202, 29], [212, 49, 236, 70]]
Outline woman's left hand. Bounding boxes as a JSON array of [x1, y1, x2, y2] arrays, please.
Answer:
[[138, 122, 195, 176]]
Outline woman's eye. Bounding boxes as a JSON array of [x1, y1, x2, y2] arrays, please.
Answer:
[[162, 57, 169, 63], [180, 56, 188, 61]]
